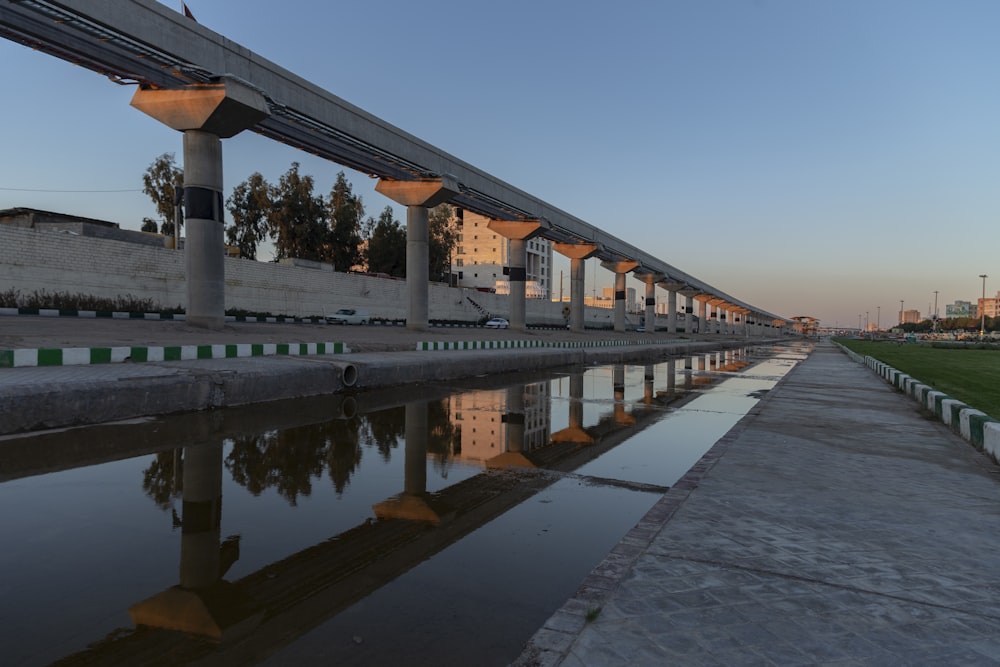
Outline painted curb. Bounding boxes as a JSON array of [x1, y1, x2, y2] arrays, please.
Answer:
[[0, 341, 350, 368], [835, 342, 1000, 458]]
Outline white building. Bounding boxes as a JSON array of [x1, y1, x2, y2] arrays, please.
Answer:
[[451, 209, 553, 299]]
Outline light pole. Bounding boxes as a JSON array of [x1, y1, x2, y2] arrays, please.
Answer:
[[933, 290, 939, 331], [866, 311, 869, 339], [858, 313, 862, 335], [980, 274, 988, 338], [876, 306, 880, 337]]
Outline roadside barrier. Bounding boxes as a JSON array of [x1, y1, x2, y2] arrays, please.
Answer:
[[834, 342, 1000, 460]]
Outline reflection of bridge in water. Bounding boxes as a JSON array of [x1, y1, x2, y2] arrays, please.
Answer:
[[27, 350, 757, 665]]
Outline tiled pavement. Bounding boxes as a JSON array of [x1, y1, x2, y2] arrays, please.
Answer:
[[515, 340, 1000, 666]]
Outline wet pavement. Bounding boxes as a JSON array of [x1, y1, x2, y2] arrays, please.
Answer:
[[515, 339, 1000, 666]]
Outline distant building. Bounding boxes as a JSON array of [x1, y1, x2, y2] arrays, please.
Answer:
[[0, 207, 167, 248], [946, 301, 973, 318], [978, 292, 1000, 318], [451, 210, 552, 299], [899, 309, 921, 324]]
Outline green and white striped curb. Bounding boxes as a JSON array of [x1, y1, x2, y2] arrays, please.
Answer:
[[834, 341, 1000, 456], [0, 342, 351, 368], [415, 338, 656, 351]]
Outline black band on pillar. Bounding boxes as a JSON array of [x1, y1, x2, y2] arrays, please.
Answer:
[[185, 186, 224, 222], [502, 413, 525, 425], [508, 267, 526, 282], [181, 498, 222, 533], [615, 290, 625, 301], [646, 297, 655, 306], [686, 306, 693, 313]]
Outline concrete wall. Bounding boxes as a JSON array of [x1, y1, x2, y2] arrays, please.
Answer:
[[0, 224, 659, 328]]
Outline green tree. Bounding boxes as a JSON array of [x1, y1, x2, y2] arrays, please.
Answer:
[[268, 162, 329, 262], [226, 172, 271, 260], [365, 205, 406, 277], [140, 218, 159, 233], [142, 153, 184, 236], [328, 172, 364, 272], [428, 203, 458, 284]]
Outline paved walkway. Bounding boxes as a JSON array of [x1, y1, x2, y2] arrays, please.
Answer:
[[515, 340, 1000, 666]]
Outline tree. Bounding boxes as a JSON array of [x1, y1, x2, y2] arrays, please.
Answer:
[[140, 218, 159, 233], [268, 162, 329, 262], [142, 153, 184, 236], [328, 172, 365, 272], [226, 172, 271, 260], [428, 203, 459, 284], [365, 206, 406, 277]]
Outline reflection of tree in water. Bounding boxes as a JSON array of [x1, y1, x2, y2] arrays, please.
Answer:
[[142, 450, 182, 510], [326, 417, 363, 496], [363, 406, 405, 461], [427, 399, 460, 478], [226, 428, 328, 506], [145, 398, 465, 506]]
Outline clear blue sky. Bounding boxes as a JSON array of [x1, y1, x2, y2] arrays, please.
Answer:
[[2, 0, 998, 329]]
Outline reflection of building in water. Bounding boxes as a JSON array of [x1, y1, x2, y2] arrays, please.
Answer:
[[449, 383, 551, 463]]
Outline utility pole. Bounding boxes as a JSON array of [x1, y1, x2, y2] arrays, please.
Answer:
[[980, 274, 988, 338]]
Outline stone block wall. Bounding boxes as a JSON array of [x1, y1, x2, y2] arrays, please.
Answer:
[[0, 224, 622, 326]]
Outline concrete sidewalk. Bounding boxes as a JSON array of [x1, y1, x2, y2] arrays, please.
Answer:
[[516, 340, 1000, 666]]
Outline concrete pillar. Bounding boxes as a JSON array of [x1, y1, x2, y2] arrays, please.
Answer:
[[509, 237, 527, 329], [644, 280, 657, 332], [487, 219, 549, 331], [375, 177, 459, 330], [183, 131, 225, 329], [697, 298, 707, 334], [554, 243, 600, 332], [601, 260, 639, 332], [636, 272, 662, 333], [667, 290, 678, 334], [131, 80, 270, 330]]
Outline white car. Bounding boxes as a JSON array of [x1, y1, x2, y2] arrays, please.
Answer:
[[484, 317, 509, 329], [327, 308, 370, 325]]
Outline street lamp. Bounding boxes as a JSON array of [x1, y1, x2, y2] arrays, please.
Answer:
[[858, 313, 862, 334], [876, 306, 880, 337], [980, 274, 988, 338], [866, 311, 870, 339], [933, 290, 939, 331]]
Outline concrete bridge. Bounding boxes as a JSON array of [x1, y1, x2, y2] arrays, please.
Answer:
[[0, 0, 789, 335]]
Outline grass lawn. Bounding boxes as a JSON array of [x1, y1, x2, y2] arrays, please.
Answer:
[[835, 339, 1000, 419]]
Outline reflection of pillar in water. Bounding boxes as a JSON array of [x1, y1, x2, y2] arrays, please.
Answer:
[[666, 358, 676, 397], [180, 442, 223, 590], [698, 355, 707, 373], [709, 352, 717, 372], [613, 364, 635, 425], [551, 372, 593, 444], [130, 442, 262, 640], [404, 401, 428, 497], [643, 364, 655, 404], [373, 401, 445, 523], [505, 385, 525, 454]]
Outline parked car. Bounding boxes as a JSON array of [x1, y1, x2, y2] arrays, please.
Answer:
[[484, 317, 509, 329], [327, 307, 370, 325]]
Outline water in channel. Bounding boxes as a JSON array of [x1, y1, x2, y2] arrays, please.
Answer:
[[0, 342, 808, 667]]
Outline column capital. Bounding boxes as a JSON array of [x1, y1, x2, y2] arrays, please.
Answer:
[[553, 242, 600, 260], [130, 79, 269, 138], [636, 272, 665, 285], [486, 218, 550, 240], [600, 260, 639, 274], [375, 175, 459, 207]]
